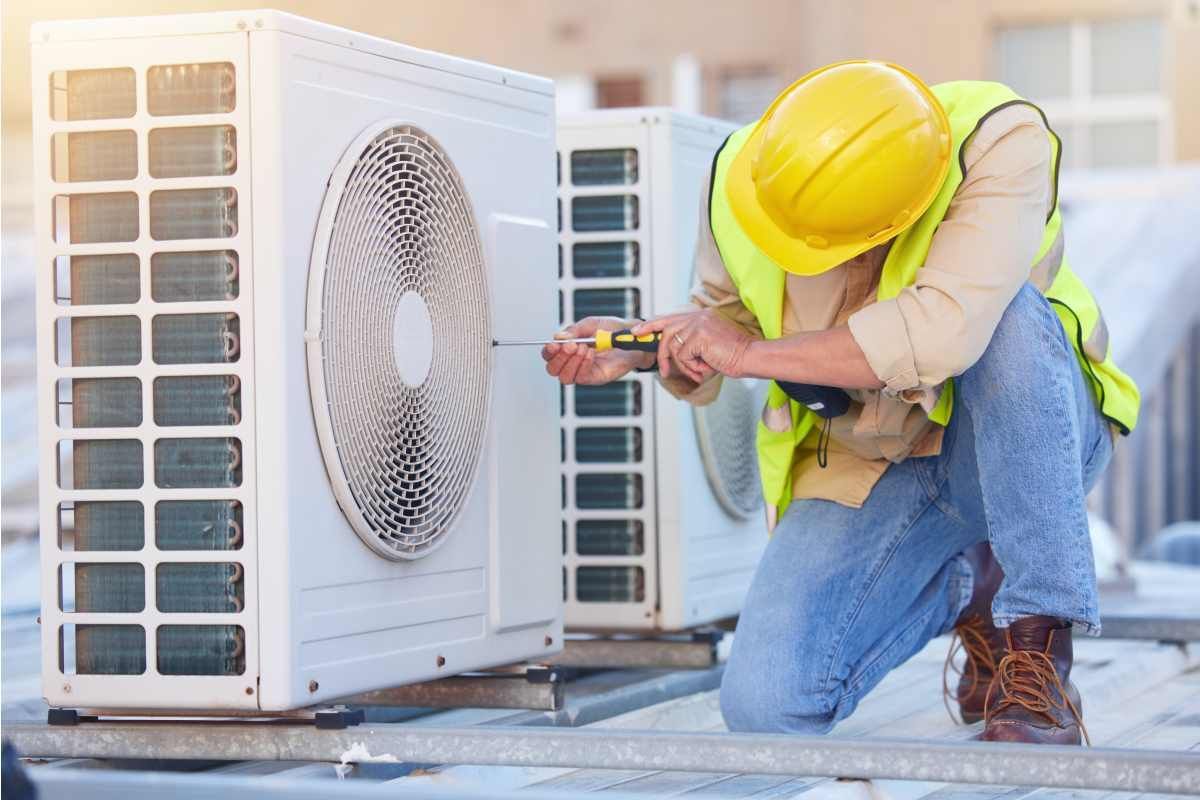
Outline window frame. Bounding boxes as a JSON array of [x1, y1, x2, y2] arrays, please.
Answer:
[[994, 16, 1172, 169]]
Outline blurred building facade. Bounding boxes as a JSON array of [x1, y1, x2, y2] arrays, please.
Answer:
[[2, 0, 1199, 533], [4, 0, 1200, 162]]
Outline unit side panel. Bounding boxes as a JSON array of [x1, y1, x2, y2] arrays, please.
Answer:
[[33, 32, 259, 710], [488, 215, 562, 636], [650, 119, 765, 631], [256, 30, 558, 708], [245, 30, 293, 710], [558, 122, 660, 631]]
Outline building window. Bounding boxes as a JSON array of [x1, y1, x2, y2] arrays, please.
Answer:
[[596, 76, 645, 109], [716, 66, 781, 124], [995, 16, 1169, 168]]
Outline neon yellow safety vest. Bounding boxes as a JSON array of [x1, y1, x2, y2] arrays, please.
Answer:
[[708, 81, 1140, 522]]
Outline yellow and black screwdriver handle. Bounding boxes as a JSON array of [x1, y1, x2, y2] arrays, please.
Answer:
[[593, 328, 662, 353]]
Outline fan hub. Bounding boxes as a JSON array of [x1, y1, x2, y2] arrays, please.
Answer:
[[392, 290, 434, 386]]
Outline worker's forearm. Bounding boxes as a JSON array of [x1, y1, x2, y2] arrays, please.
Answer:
[[740, 326, 884, 390]]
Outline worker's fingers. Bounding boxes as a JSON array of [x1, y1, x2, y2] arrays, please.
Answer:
[[555, 352, 582, 384], [557, 348, 593, 385], [543, 339, 584, 362], [679, 351, 709, 384], [632, 313, 694, 336], [686, 352, 716, 383], [656, 321, 682, 377], [657, 318, 694, 378], [544, 340, 588, 377], [543, 349, 570, 377], [673, 326, 710, 384], [567, 316, 630, 339], [663, 318, 697, 381]]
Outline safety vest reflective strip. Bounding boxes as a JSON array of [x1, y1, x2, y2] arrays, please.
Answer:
[[708, 80, 1140, 524]]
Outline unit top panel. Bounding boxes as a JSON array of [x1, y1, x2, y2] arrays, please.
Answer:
[[31, 9, 551, 97], [557, 108, 736, 136]]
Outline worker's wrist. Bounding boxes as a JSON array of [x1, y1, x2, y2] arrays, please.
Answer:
[[739, 339, 769, 380]]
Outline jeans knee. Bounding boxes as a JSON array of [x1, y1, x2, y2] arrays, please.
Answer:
[[959, 283, 1070, 402], [719, 661, 837, 734]]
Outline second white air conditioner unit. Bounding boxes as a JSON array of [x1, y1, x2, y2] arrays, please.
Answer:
[[33, 10, 562, 713], [557, 109, 766, 632]]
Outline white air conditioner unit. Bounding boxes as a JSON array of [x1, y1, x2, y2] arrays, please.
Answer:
[[32, 10, 562, 713], [556, 109, 766, 632]]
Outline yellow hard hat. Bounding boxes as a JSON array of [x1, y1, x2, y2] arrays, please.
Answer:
[[726, 60, 951, 276]]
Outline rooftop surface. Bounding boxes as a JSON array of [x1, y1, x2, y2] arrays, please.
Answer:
[[4, 541, 1199, 798]]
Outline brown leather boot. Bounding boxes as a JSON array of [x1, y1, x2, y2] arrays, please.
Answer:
[[980, 615, 1089, 745], [944, 542, 1005, 723]]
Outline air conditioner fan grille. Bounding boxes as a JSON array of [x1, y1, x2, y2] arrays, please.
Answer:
[[313, 125, 490, 559]]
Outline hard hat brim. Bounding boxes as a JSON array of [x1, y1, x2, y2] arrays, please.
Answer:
[[726, 125, 870, 277]]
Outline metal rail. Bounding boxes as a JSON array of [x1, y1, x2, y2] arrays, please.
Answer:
[[7, 723, 1200, 795], [1098, 613, 1200, 642], [545, 634, 721, 670], [338, 670, 566, 712]]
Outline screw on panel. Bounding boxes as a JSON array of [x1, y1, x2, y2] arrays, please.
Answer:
[[308, 680, 319, 693], [61, 684, 71, 694], [436, 655, 446, 668], [245, 686, 254, 695], [237, 20, 247, 30]]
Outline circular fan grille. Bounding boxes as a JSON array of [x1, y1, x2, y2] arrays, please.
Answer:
[[307, 124, 491, 560], [693, 378, 764, 519]]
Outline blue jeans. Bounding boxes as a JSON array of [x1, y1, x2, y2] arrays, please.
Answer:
[[720, 284, 1113, 734]]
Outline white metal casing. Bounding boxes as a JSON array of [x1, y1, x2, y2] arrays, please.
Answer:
[[557, 109, 767, 631], [33, 9, 562, 712]]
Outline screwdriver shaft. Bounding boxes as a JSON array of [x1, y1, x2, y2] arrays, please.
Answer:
[[492, 338, 594, 347], [493, 329, 660, 353]]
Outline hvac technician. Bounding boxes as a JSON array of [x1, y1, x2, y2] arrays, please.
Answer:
[[543, 60, 1139, 745]]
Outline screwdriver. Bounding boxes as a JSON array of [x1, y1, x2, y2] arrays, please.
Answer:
[[493, 328, 662, 352]]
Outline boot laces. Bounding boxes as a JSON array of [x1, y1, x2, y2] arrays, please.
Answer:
[[983, 635, 1091, 745], [942, 614, 999, 724]]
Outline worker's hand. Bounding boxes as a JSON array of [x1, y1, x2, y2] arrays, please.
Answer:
[[633, 309, 755, 382], [542, 316, 652, 385]]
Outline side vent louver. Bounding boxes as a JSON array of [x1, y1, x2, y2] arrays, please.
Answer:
[[558, 144, 653, 613], [47, 60, 249, 679]]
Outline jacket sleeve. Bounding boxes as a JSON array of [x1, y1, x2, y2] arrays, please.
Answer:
[[846, 106, 1053, 394], [658, 169, 764, 405]]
